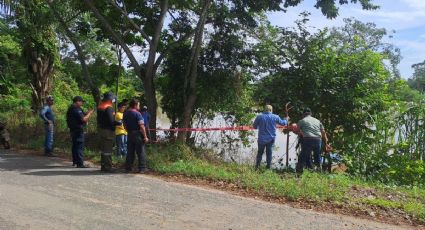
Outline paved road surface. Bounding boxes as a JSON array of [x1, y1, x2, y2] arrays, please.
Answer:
[[0, 149, 412, 230]]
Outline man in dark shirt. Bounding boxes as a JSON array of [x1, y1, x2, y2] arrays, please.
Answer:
[[123, 99, 149, 173], [97, 92, 120, 172], [40, 95, 55, 156], [66, 96, 94, 168]]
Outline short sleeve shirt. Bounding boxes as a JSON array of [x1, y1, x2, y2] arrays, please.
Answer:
[[298, 115, 324, 138], [67, 105, 85, 132], [123, 109, 145, 132], [115, 112, 127, 135]]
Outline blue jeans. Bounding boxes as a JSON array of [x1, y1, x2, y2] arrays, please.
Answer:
[[116, 134, 127, 156], [71, 130, 85, 166], [44, 124, 54, 154], [256, 140, 275, 169], [297, 137, 322, 172]]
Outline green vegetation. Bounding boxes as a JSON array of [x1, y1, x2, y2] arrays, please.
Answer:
[[2, 0, 425, 225]]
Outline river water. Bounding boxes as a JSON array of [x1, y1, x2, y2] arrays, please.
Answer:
[[155, 108, 300, 169]]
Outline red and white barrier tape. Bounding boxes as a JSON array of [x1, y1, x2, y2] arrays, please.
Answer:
[[148, 125, 288, 132]]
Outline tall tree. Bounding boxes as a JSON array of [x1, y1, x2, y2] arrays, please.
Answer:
[[1, 0, 59, 111], [408, 61, 425, 93]]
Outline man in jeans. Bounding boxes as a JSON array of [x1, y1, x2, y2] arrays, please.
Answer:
[[123, 99, 149, 173], [40, 95, 55, 156], [296, 108, 329, 173], [253, 105, 289, 169], [66, 96, 94, 168]]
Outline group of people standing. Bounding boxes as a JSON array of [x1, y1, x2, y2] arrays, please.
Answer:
[[253, 105, 330, 173], [40, 94, 329, 173], [40, 93, 151, 173]]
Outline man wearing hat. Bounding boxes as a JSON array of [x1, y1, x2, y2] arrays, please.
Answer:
[[40, 95, 55, 157], [296, 108, 329, 173], [66, 96, 94, 168], [97, 92, 121, 172]]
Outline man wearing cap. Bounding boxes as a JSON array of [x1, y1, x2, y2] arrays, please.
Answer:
[[66, 96, 94, 168], [253, 105, 289, 169], [123, 99, 149, 173], [296, 108, 329, 172], [97, 92, 121, 172], [40, 95, 55, 157]]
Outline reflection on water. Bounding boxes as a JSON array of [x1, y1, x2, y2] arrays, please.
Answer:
[[155, 108, 299, 169]]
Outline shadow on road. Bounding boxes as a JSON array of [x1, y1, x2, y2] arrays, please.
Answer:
[[0, 149, 100, 176], [22, 170, 100, 176]]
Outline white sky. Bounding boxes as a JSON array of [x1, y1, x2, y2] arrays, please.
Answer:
[[268, 0, 425, 78]]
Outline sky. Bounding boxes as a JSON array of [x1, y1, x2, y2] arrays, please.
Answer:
[[268, 0, 425, 78]]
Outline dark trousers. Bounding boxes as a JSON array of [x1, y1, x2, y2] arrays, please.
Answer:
[[297, 137, 322, 172], [125, 131, 146, 171], [99, 129, 115, 171], [44, 124, 54, 154], [256, 140, 275, 169], [71, 130, 85, 166]]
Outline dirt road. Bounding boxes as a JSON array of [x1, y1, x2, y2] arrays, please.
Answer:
[[0, 149, 412, 230]]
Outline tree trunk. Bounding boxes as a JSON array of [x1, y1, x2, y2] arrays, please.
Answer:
[[177, 0, 212, 142], [84, 0, 169, 140], [142, 0, 168, 141], [27, 49, 54, 113]]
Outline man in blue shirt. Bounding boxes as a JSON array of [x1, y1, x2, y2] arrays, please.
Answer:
[[40, 95, 55, 156], [253, 105, 289, 169], [123, 99, 149, 173], [140, 105, 151, 139], [66, 96, 94, 168]]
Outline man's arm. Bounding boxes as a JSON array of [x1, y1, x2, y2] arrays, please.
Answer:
[[139, 122, 148, 142], [253, 116, 259, 129], [82, 109, 94, 123], [40, 106, 50, 123], [107, 107, 121, 126], [320, 129, 328, 145], [277, 115, 289, 126]]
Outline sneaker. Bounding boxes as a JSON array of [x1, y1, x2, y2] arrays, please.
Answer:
[[45, 153, 57, 157]]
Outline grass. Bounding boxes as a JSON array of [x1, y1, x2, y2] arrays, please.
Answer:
[[7, 124, 425, 225]]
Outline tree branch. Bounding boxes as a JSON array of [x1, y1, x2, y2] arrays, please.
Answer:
[[109, 0, 152, 45], [83, 0, 141, 75], [47, 0, 101, 104]]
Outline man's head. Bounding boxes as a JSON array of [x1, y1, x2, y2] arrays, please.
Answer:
[[141, 106, 147, 112], [117, 102, 126, 112], [264, 104, 273, 113], [73, 96, 85, 108], [46, 95, 54, 106], [129, 99, 140, 110], [303, 108, 312, 117], [102, 92, 116, 103]]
